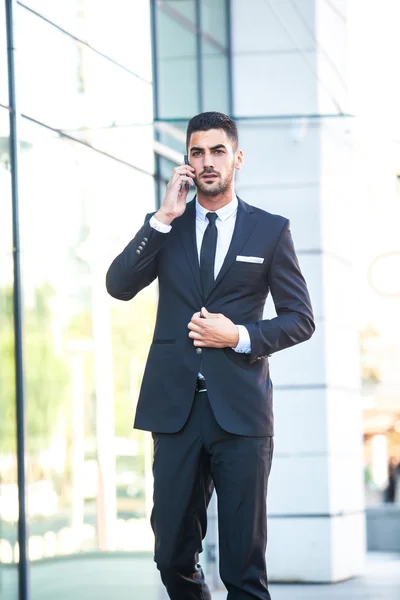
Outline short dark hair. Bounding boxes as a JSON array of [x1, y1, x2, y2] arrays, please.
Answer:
[[186, 111, 238, 150]]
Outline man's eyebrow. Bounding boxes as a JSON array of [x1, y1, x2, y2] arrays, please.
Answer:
[[189, 144, 227, 152]]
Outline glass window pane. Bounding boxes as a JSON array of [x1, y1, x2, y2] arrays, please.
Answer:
[[163, 0, 196, 24], [201, 0, 228, 48], [17, 5, 154, 172], [0, 1, 9, 106], [20, 0, 152, 80], [0, 108, 18, 600], [17, 118, 158, 592], [19, 9, 153, 163], [156, 120, 187, 155], [202, 43, 229, 114], [156, 6, 199, 119], [159, 155, 178, 183]]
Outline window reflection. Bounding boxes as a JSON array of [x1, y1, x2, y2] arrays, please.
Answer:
[[162, 0, 196, 24], [17, 4, 154, 175], [201, 0, 228, 48], [202, 41, 229, 114], [1, 0, 158, 582], [155, 0, 230, 119], [156, 4, 199, 119], [14, 118, 157, 562], [20, 0, 152, 80], [0, 0, 235, 595]]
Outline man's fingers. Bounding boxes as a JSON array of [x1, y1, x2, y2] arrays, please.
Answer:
[[188, 322, 203, 333], [191, 317, 209, 328], [193, 340, 206, 347], [189, 331, 203, 340], [174, 166, 195, 179], [200, 307, 223, 319], [192, 340, 224, 348], [191, 308, 224, 322], [178, 162, 195, 171], [175, 175, 195, 188], [171, 168, 195, 188]]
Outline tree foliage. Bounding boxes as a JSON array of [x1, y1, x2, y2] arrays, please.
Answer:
[[0, 284, 69, 455]]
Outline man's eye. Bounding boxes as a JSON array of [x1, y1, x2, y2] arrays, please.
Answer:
[[192, 152, 201, 156], [214, 150, 223, 154]]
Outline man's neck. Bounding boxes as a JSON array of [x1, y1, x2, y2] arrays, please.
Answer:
[[196, 188, 235, 212]]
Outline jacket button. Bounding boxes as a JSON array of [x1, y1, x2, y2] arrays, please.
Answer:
[[136, 249, 141, 254], [143, 237, 148, 242], [196, 348, 202, 355]]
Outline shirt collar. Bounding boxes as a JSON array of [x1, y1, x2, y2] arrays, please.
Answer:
[[195, 194, 238, 223]]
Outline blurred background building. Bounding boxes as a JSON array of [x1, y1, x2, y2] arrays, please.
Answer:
[[0, 1, 399, 599]]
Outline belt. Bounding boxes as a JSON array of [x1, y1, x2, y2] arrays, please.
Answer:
[[195, 377, 207, 393]]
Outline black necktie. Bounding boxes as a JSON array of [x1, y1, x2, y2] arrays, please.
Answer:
[[200, 212, 218, 299]]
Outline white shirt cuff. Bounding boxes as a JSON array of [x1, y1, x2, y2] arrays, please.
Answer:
[[149, 215, 172, 233], [233, 325, 251, 354]]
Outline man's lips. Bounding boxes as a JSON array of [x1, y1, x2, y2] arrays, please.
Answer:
[[201, 173, 218, 179]]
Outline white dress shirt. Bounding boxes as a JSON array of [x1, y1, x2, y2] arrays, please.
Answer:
[[149, 195, 251, 353]]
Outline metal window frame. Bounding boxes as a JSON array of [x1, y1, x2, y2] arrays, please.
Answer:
[[226, 0, 234, 117], [150, 0, 162, 209], [5, 1, 29, 599], [195, 0, 204, 113]]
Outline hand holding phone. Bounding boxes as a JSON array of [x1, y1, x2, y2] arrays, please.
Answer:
[[180, 154, 190, 194], [155, 155, 195, 225]]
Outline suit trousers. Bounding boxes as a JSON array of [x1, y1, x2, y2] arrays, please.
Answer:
[[151, 390, 274, 600]]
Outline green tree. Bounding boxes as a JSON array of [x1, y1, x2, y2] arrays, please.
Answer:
[[0, 284, 69, 455], [110, 287, 157, 438], [65, 285, 157, 439]]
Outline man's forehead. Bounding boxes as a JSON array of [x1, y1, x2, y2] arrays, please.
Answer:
[[189, 128, 230, 148]]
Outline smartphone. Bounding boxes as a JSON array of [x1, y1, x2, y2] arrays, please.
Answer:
[[180, 154, 190, 193]]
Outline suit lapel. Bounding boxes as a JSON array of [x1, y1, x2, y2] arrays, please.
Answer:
[[177, 197, 257, 303], [206, 198, 257, 301], [177, 199, 203, 299]]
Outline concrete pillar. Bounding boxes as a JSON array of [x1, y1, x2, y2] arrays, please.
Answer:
[[231, 0, 365, 582]]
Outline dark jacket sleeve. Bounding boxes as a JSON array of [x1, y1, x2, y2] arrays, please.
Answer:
[[105, 213, 167, 301], [245, 220, 315, 363]]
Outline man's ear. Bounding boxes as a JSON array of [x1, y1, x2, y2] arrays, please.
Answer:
[[235, 149, 244, 171]]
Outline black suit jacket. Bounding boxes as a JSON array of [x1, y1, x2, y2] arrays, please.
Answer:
[[106, 197, 314, 436]]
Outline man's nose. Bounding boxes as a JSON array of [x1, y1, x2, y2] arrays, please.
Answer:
[[202, 152, 215, 169]]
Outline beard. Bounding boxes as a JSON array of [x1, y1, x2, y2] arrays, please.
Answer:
[[195, 163, 235, 197]]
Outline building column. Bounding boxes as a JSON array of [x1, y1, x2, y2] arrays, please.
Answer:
[[231, 0, 365, 582]]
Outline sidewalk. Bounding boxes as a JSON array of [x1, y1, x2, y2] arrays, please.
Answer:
[[214, 553, 400, 600], [2, 551, 399, 599]]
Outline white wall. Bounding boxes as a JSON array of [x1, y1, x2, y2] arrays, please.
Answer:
[[232, 0, 365, 582]]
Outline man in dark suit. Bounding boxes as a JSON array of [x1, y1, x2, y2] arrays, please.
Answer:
[[106, 112, 315, 600]]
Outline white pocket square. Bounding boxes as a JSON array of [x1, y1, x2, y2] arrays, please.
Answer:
[[236, 256, 264, 264]]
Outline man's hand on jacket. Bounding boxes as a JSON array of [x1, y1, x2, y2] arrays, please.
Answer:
[[188, 307, 239, 349]]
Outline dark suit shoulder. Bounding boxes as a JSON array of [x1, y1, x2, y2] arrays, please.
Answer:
[[240, 199, 288, 231]]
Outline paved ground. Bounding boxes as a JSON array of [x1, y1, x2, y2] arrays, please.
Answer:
[[214, 553, 400, 600], [1, 552, 399, 599]]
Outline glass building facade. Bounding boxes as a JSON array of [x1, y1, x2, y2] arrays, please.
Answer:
[[0, 1, 231, 599]]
